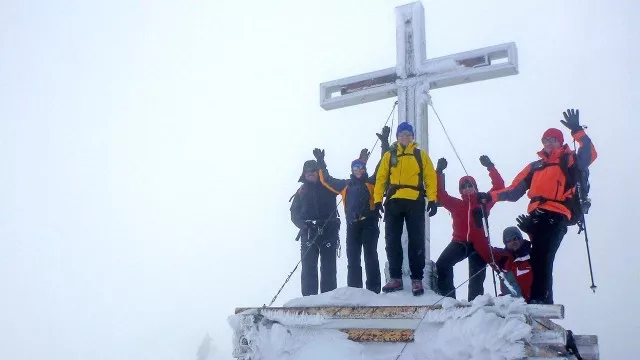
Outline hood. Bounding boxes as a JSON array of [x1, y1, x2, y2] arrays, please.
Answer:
[[458, 175, 478, 195]]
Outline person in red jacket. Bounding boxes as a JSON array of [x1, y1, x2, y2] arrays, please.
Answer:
[[497, 225, 533, 302], [434, 155, 505, 301]]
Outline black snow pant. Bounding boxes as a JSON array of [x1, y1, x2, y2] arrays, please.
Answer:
[[300, 221, 339, 296], [436, 241, 487, 301], [384, 198, 426, 280], [346, 216, 381, 293], [528, 209, 568, 304]]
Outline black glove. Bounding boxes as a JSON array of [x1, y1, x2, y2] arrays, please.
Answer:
[[436, 158, 447, 174], [312, 148, 326, 169], [479, 155, 494, 170], [358, 148, 369, 163], [560, 108, 582, 133], [472, 207, 484, 228], [427, 201, 438, 217], [374, 202, 384, 218], [516, 214, 533, 233], [477, 192, 492, 204], [376, 126, 391, 142]]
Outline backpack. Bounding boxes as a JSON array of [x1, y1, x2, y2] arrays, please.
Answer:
[[526, 152, 591, 229], [385, 144, 426, 199]]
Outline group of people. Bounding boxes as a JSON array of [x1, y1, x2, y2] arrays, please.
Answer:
[[290, 108, 596, 304]]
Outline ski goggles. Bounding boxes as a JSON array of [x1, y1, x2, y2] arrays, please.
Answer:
[[459, 182, 475, 190], [397, 130, 413, 137], [352, 163, 366, 171], [541, 137, 559, 144]]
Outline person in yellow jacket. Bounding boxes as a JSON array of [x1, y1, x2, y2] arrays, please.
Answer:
[[373, 122, 438, 296]]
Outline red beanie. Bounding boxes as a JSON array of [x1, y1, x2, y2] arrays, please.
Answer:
[[542, 128, 564, 144]]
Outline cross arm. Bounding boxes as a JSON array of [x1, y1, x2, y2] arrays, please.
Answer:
[[419, 42, 518, 90], [319, 67, 398, 110]]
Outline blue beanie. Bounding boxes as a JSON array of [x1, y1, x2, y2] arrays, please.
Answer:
[[396, 122, 414, 136], [351, 159, 366, 170]]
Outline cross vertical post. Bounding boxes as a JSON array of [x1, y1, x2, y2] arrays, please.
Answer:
[[319, 1, 519, 291]]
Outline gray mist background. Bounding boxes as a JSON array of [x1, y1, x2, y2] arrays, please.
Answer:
[[1, 0, 638, 359]]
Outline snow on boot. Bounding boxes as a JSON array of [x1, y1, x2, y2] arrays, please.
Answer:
[[411, 279, 424, 296], [382, 278, 403, 293]]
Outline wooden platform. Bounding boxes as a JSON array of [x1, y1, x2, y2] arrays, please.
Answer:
[[231, 304, 599, 360]]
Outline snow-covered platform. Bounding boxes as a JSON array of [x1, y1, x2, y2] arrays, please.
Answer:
[[229, 287, 599, 360]]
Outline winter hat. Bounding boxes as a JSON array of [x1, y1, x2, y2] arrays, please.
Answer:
[[458, 176, 478, 193], [502, 226, 523, 245], [396, 122, 414, 137], [351, 159, 366, 170], [298, 160, 319, 182], [542, 128, 564, 144]]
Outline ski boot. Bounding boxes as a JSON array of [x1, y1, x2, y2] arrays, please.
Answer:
[[382, 278, 403, 293]]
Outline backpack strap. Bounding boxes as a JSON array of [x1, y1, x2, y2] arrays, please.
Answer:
[[385, 146, 426, 200]]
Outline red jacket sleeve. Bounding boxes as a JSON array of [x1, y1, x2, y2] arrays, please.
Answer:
[[437, 173, 462, 211]]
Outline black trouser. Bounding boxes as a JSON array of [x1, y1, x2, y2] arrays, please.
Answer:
[[384, 198, 426, 280], [528, 210, 568, 304], [346, 217, 381, 293], [300, 222, 339, 296], [436, 241, 487, 301]]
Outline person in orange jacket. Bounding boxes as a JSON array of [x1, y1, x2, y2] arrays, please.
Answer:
[[477, 109, 597, 304]]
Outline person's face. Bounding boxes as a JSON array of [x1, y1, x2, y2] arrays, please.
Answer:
[[352, 165, 366, 178], [542, 136, 561, 153], [460, 181, 476, 196], [397, 130, 413, 146], [505, 237, 524, 251], [304, 171, 318, 183]]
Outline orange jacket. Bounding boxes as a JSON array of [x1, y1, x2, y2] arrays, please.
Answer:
[[489, 129, 597, 220]]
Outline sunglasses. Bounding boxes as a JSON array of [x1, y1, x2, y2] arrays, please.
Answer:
[[506, 237, 522, 243], [397, 131, 413, 137], [541, 137, 558, 144], [352, 165, 365, 171], [459, 183, 475, 190]]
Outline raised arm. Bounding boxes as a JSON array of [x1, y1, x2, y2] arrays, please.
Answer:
[[313, 148, 348, 194], [490, 163, 531, 203], [560, 108, 597, 170], [435, 158, 461, 210]]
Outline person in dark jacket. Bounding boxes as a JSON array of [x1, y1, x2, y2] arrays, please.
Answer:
[[290, 159, 340, 296], [478, 108, 597, 304], [434, 155, 505, 301], [314, 148, 380, 293]]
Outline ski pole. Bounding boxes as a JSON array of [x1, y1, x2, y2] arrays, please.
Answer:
[[581, 213, 597, 293], [480, 202, 498, 297]]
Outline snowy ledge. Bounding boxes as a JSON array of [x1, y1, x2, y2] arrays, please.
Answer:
[[228, 287, 574, 360]]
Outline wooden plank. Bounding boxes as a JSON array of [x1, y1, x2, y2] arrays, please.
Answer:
[[574, 335, 598, 345], [526, 304, 565, 319], [530, 329, 566, 346], [235, 304, 565, 319], [341, 329, 414, 342]]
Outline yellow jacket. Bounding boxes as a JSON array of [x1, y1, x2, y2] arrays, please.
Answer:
[[373, 141, 438, 203]]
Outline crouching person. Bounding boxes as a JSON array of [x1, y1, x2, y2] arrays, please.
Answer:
[[497, 225, 533, 302], [290, 159, 340, 296]]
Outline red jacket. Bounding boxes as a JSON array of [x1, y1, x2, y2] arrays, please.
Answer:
[[437, 168, 505, 247], [499, 241, 533, 301]]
